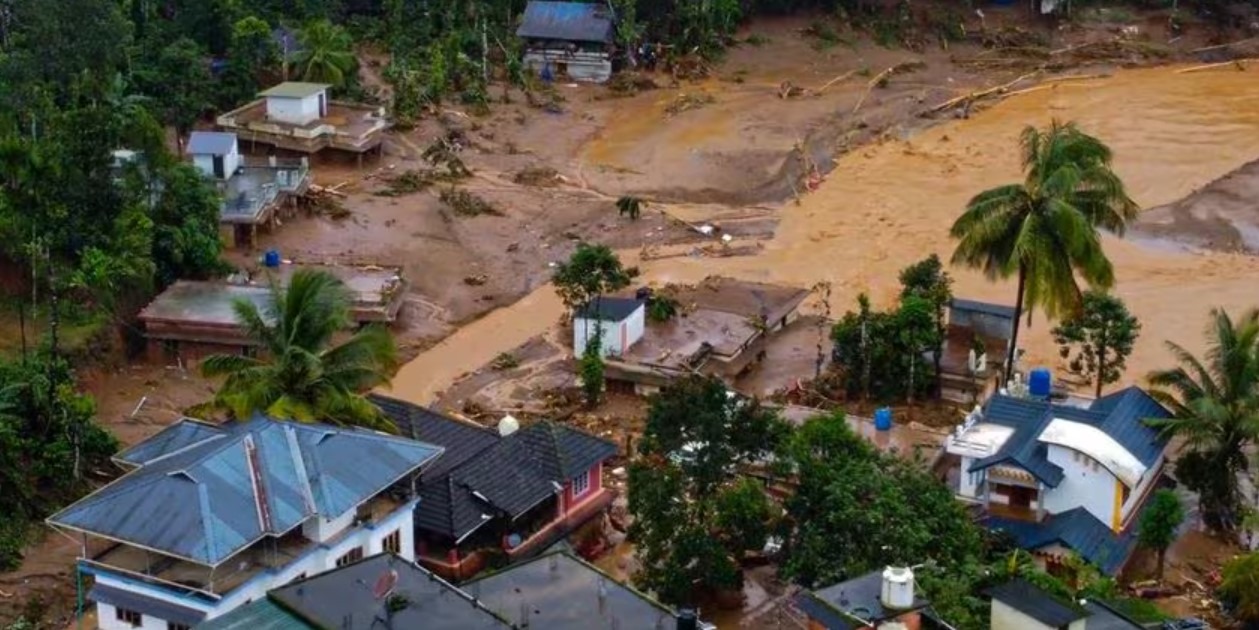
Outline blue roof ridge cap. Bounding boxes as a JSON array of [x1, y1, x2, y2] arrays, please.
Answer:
[[197, 483, 218, 566]]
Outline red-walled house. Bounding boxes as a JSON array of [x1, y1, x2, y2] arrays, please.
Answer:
[[372, 395, 618, 582]]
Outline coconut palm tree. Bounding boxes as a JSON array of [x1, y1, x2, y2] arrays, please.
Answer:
[[293, 20, 355, 87], [201, 269, 399, 430], [950, 120, 1138, 373], [1147, 308, 1259, 531]]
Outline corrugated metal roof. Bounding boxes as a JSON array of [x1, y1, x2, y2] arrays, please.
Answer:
[[516, 1, 615, 43], [198, 598, 307, 629], [114, 418, 225, 466], [985, 579, 1086, 626], [797, 569, 930, 630], [267, 554, 509, 629], [968, 397, 1065, 487], [188, 132, 238, 156], [949, 297, 1016, 319], [259, 82, 330, 99], [89, 584, 207, 627], [466, 551, 681, 629], [1091, 386, 1171, 467], [49, 417, 442, 566]]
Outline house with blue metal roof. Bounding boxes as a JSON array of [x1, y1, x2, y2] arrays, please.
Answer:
[[47, 416, 443, 630], [517, 1, 616, 83], [941, 386, 1172, 575]]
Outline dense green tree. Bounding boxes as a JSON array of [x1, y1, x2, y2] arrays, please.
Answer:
[[579, 331, 604, 408], [221, 16, 282, 108], [778, 412, 984, 587], [202, 270, 400, 429], [950, 121, 1138, 374], [629, 376, 788, 606], [171, 0, 243, 55], [552, 242, 634, 313], [1219, 552, 1259, 622], [1137, 489, 1184, 581], [294, 19, 356, 86], [899, 254, 953, 399], [136, 37, 212, 154], [1052, 290, 1141, 398], [148, 164, 230, 287], [1148, 308, 1259, 532], [831, 293, 935, 402]]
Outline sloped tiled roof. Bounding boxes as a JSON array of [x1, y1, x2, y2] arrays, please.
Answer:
[[969, 388, 1171, 486], [374, 396, 617, 541], [48, 417, 442, 566], [986, 505, 1144, 575]]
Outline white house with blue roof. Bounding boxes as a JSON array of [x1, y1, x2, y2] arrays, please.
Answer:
[[943, 386, 1172, 575], [47, 416, 443, 630]]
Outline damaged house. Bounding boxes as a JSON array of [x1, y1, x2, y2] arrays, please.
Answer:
[[517, 1, 616, 83]]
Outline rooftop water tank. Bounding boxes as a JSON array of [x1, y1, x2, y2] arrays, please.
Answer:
[[1028, 368, 1052, 398], [498, 414, 520, 437], [880, 566, 916, 610]]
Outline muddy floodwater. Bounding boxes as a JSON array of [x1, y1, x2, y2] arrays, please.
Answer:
[[386, 66, 1259, 407]]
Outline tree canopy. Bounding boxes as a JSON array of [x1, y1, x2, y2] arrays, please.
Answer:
[[1052, 290, 1141, 398], [1137, 489, 1184, 581], [552, 243, 634, 313], [950, 121, 1137, 372], [202, 270, 400, 430]]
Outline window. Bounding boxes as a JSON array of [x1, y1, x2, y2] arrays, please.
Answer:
[[115, 607, 142, 627], [571, 469, 591, 497], [336, 546, 364, 567], [383, 529, 402, 554], [169, 623, 192, 630]]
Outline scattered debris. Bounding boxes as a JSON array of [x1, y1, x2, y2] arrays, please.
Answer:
[[374, 169, 435, 197], [1175, 58, 1257, 73], [301, 186, 352, 219], [440, 188, 502, 217], [513, 165, 561, 187], [924, 70, 1041, 115], [665, 92, 715, 116], [813, 68, 862, 94], [853, 61, 926, 114], [778, 80, 809, 99], [464, 274, 488, 286], [669, 55, 712, 81], [608, 71, 660, 95], [491, 352, 520, 370]]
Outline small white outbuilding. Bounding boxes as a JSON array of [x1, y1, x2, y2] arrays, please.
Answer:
[[573, 297, 645, 358], [260, 82, 331, 126]]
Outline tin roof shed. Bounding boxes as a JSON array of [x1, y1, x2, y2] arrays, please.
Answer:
[[517, 1, 615, 43]]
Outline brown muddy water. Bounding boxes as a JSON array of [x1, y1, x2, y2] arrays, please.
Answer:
[[388, 66, 1259, 408]]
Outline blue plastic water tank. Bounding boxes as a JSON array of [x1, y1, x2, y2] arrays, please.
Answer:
[[264, 249, 281, 268], [874, 407, 893, 431], [1029, 368, 1052, 398]]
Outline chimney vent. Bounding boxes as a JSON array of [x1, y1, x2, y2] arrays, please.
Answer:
[[880, 566, 915, 610]]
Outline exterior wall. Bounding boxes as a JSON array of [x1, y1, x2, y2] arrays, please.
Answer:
[[97, 602, 171, 630], [265, 94, 323, 125], [959, 456, 978, 498], [949, 308, 1015, 341], [1043, 444, 1119, 527], [87, 500, 417, 626], [990, 599, 1054, 630], [573, 306, 644, 357], [301, 507, 355, 543], [562, 462, 603, 512], [191, 145, 240, 180], [522, 50, 612, 83], [1121, 454, 1163, 525]]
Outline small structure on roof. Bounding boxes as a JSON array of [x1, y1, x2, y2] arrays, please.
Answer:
[[216, 81, 389, 160], [138, 264, 406, 363], [987, 579, 1144, 629], [517, 1, 616, 83], [47, 416, 442, 629], [938, 297, 1018, 403], [374, 395, 617, 582], [187, 130, 310, 248], [796, 565, 953, 629], [940, 387, 1173, 575], [573, 296, 645, 357], [596, 277, 810, 396]]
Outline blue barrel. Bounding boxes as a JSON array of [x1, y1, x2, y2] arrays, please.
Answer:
[[263, 249, 281, 268], [874, 408, 893, 431], [1029, 368, 1052, 398]]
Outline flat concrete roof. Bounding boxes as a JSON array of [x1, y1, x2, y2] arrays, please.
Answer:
[[259, 82, 330, 99], [138, 281, 272, 327]]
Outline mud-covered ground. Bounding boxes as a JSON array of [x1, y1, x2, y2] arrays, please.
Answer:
[[5, 5, 1258, 626]]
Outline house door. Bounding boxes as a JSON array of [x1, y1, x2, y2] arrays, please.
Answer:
[[212, 155, 225, 178], [1008, 485, 1035, 509], [318, 92, 327, 118]]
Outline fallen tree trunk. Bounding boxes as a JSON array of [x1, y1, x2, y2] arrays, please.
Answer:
[[852, 61, 926, 114], [923, 71, 1041, 115], [814, 69, 861, 94], [1175, 58, 1257, 74]]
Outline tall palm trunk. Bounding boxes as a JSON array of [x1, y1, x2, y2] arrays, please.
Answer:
[[1006, 263, 1027, 384]]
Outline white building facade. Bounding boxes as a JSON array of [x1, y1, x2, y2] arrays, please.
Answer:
[[573, 298, 645, 357]]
